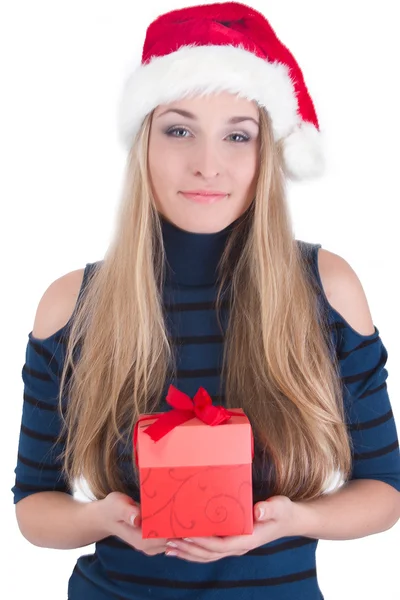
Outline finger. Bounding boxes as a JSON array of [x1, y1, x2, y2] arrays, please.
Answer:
[[130, 513, 141, 527], [254, 495, 292, 522], [112, 494, 140, 525], [254, 498, 281, 522], [122, 507, 141, 527], [165, 542, 225, 562], [166, 538, 240, 557], [254, 501, 269, 521], [173, 536, 243, 553], [115, 522, 166, 554]]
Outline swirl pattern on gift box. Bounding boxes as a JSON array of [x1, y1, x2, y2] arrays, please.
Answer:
[[204, 479, 252, 526], [140, 465, 252, 537]]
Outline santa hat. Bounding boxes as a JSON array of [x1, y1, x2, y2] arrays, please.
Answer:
[[117, 2, 324, 181]]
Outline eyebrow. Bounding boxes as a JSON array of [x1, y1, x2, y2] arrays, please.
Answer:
[[157, 108, 259, 127]]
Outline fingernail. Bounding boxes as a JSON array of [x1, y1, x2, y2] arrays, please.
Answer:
[[130, 514, 139, 526], [183, 538, 193, 543], [165, 550, 178, 556], [256, 507, 265, 520], [166, 541, 178, 548]]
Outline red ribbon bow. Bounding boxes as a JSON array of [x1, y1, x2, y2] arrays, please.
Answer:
[[133, 384, 243, 466]]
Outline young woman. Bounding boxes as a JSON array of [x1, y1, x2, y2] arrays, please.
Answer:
[[12, 3, 400, 599]]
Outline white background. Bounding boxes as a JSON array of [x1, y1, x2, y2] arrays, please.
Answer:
[[1, 1, 399, 598]]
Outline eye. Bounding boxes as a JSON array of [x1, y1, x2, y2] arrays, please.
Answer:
[[165, 127, 250, 143], [165, 127, 191, 138], [227, 132, 250, 143]]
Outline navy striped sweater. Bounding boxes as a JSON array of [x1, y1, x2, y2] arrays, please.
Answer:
[[12, 216, 400, 599]]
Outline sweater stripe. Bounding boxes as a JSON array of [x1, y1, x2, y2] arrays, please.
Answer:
[[12, 241, 400, 600]]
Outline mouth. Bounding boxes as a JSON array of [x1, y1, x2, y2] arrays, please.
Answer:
[[180, 191, 228, 204]]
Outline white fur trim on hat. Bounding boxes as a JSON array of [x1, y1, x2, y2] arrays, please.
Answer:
[[117, 44, 323, 180], [282, 122, 325, 180]]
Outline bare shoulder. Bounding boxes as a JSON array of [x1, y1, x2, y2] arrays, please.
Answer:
[[317, 248, 375, 336], [31, 268, 86, 341]]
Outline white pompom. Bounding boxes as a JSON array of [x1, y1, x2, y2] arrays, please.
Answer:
[[282, 122, 325, 181]]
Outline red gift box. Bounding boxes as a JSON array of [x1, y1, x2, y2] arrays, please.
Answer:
[[133, 385, 254, 539]]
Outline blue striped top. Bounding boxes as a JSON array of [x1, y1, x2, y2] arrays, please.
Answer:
[[12, 215, 400, 600]]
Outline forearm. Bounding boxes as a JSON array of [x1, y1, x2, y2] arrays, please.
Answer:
[[295, 479, 400, 540], [15, 491, 107, 549]]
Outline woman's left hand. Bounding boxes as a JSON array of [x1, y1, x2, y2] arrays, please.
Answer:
[[165, 495, 302, 563]]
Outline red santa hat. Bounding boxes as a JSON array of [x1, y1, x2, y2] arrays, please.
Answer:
[[117, 2, 324, 181]]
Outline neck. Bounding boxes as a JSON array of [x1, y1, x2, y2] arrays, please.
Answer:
[[160, 214, 239, 287]]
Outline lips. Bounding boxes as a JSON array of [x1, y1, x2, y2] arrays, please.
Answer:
[[180, 191, 228, 204], [181, 190, 227, 196]]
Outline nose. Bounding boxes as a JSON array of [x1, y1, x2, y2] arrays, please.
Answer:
[[190, 139, 221, 179]]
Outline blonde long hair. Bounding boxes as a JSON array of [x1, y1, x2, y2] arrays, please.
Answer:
[[57, 105, 352, 501]]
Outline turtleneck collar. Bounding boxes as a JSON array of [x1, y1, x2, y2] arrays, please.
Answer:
[[160, 214, 239, 287]]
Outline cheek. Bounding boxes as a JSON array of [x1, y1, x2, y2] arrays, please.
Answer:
[[149, 144, 183, 191], [229, 150, 259, 188]]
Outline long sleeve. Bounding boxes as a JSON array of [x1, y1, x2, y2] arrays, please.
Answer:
[[12, 330, 72, 504], [335, 317, 400, 492]]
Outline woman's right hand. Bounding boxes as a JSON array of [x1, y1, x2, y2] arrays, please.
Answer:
[[100, 491, 167, 556]]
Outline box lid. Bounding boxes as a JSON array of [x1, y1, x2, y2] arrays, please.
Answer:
[[137, 411, 252, 468]]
